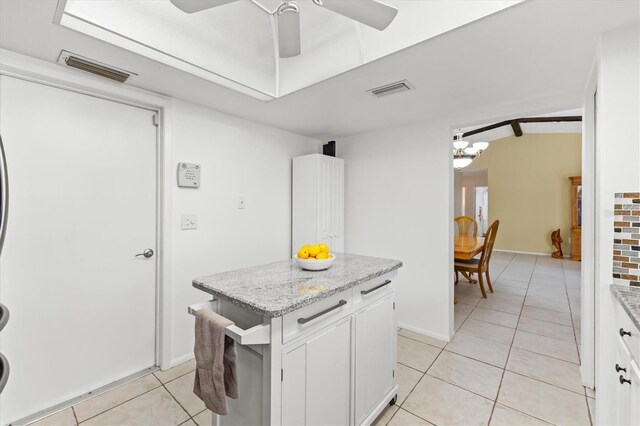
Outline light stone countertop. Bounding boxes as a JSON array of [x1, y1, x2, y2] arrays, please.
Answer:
[[612, 284, 640, 331], [193, 253, 403, 318]]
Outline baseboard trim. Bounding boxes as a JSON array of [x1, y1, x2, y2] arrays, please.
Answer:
[[398, 322, 451, 343], [493, 249, 552, 257], [168, 353, 195, 370]]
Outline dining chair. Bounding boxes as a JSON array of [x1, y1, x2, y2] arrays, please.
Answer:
[[454, 216, 478, 237], [454, 220, 499, 298]]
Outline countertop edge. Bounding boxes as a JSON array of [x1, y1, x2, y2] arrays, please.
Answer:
[[193, 261, 403, 318], [611, 284, 640, 331]]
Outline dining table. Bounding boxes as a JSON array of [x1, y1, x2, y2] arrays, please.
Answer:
[[454, 235, 485, 260], [453, 235, 485, 304]]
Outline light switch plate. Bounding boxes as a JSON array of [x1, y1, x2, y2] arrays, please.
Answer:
[[181, 214, 198, 230], [177, 163, 200, 188]]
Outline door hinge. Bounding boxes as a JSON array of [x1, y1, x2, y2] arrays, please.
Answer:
[[392, 369, 395, 378], [393, 302, 396, 310], [281, 369, 283, 382], [153, 113, 159, 126]]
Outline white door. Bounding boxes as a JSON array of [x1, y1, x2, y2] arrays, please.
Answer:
[[354, 294, 395, 424], [475, 186, 489, 236], [0, 76, 157, 424]]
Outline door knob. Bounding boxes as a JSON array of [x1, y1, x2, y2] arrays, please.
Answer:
[[616, 364, 627, 373], [135, 249, 154, 258], [619, 375, 632, 385], [620, 328, 632, 337]]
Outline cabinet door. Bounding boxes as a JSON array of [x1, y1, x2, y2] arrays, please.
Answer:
[[614, 336, 632, 426], [331, 158, 345, 252], [354, 294, 395, 424], [282, 317, 352, 426], [282, 344, 307, 426], [629, 361, 640, 426], [317, 156, 333, 246]]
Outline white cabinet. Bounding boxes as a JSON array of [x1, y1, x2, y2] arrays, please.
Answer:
[[282, 316, 352, 426], [354, 293, 396, 425], [280, 273, 398, 426], [292, 154, 344, 255], [610, 298, 640, 426], [629, 361, 640, 426]]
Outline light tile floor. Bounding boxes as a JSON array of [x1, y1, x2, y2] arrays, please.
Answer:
[[376, 252, 595, 426], [29, 359, 213, 426], [30, 252, 595, 426]]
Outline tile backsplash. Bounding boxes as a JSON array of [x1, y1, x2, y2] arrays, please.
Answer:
[[613, 192, 640, 287]]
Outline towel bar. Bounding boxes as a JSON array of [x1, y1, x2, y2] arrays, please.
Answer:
[[188, 300, 270, 346]]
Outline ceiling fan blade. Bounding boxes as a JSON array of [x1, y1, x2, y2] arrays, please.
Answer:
[[318, 0, 398, 31], [278, 5, 301, 58], [169, 0, 237, 13]]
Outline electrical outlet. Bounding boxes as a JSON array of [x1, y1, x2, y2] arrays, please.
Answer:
[[181, 214, 198, 230], [238, 197, 246, 209]]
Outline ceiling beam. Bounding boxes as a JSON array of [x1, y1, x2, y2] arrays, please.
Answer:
[[455, 115, 582, 139], [510, 120, 523, 137]]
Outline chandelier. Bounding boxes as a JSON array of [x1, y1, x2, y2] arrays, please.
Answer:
[[452, 131, 489, 169]]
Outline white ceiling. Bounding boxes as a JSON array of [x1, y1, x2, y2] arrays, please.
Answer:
[[0, 0, 638, 140], [59, 0, 520, 99]]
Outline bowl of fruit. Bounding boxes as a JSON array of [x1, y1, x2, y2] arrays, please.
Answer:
[[295, 243, 335, 271]]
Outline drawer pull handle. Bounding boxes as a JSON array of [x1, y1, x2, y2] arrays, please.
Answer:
[[619, 328, 632, 337], [616, 364, 627, 373], [361, 280, 392, 296], [298, 300, 347, 324], [619, 375, 632, 385]]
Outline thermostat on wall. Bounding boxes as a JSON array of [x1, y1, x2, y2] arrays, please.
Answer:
[[177, 163, 200, 188]]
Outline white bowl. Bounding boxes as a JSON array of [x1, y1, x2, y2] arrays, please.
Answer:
[[295, 253, 335, 271]]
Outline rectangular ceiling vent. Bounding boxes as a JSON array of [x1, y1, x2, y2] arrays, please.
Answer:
[[367, 80, 415, 98], [57, 51, 136, 83]]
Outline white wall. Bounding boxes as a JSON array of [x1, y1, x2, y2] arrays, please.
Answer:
[[170, 100, 319, 362], [594, 23, 640, 424], [340, 122, 453, 340]]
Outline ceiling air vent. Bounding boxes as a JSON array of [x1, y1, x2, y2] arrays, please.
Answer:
[[366, 80, 415, 98], [57, 51, 135, 83]]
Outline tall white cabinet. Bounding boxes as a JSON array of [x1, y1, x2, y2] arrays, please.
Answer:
[[292, 154, 344, 255]]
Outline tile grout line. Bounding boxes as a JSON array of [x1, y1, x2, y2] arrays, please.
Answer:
[[71, 406, 79, 426], [160, 381, 194, 422], [71, 378, 165, 424], [487, 254, 536, 425], [562, 259, 595, 426]]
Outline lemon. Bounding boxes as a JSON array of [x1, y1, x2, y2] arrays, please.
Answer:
[[316, 252, 329, 260], [297, 248, 309, 259], [318, 243, 329, 254], [308, 245, 320, 257], [301, 244, 311, 251]]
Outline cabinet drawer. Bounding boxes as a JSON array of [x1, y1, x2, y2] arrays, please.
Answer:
[[354, 273, 394, 308], [615, 299, 640, 363], [282, 289, 352, 344]]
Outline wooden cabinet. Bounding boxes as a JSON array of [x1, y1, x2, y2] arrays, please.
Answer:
[[282, 317, 352, 426], [569, 176, 582, 261], [292, 154, 345, 255], [354, 293, 396, 424]]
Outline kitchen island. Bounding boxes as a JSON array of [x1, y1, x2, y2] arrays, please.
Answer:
[[191, 253, 403, 426]]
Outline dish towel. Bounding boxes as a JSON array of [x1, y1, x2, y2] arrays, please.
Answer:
[[193, 308, 238, 415]]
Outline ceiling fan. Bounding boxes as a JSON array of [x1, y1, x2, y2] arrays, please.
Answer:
[[169, 0, 398, 58]]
